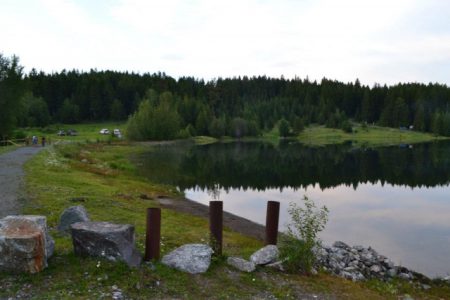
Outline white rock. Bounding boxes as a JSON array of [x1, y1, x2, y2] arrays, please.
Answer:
[[250, 245, 279, 265], [162, 244, 213, 274]]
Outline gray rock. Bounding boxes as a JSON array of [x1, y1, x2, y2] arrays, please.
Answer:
[[0, 215, 54, 273], [341, 271, 365, 281], [227, 257, 256, 272], [162, 244, 213, 274], [421, 284, 431, 290], [58, 205, 90, 234], [266, 260, 285, 272], [370, 265, 382, 273], [71, 221, 142, 267], [387, 268, 397, 277], [353, 245, 365, 251], [250, 245, 279, 265], [333, 241, 350, 250], [398, 272, 412, 280]]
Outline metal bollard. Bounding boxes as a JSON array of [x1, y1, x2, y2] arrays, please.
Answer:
[[265, 201, 280, 245], [209, 201, 223, 255], [144, 207, 161, 261]]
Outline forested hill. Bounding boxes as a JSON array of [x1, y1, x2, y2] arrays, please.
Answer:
[[25, 69, 450, 135], [2, 53, 450, 138]]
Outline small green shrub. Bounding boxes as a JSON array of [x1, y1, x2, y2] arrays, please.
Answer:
[[279, 196, 329, 274]]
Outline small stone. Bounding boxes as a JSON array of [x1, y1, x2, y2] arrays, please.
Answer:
[[353, 245, 365, 251], [398, 272, 412, 280], [387, 268, 397, 277], [421, 284, 431, 290], [250, 245, 279, 265], [370, 265, 382, 273], [227, 257, 256, 272], [333, 241, 350, 250]]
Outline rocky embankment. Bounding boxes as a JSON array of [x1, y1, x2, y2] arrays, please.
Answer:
[[316, 241, 431, 283]]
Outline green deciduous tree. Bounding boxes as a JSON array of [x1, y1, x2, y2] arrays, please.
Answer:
[[126, 91, 181, 141]]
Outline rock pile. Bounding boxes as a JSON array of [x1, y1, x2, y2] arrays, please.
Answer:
[[316, 241, 417, 282]]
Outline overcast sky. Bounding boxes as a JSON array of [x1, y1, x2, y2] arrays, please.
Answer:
[[1, 0, 449, 85]]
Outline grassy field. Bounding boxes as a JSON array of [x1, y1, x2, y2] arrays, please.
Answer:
[[0, 141, 448, 299], [19, 122, 127, 144], [298, 125, 447, 147]]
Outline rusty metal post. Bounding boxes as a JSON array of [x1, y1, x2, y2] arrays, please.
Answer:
[[265, 201, 280, 245], [144, 207, 161, 261], [209, 201, 223, 255]]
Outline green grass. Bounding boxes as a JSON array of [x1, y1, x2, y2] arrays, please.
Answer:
[[192, 135, 218, 145], [0, 144, 20, 155], [298, 124, 447, 147], [1, 140, 449, 299], [20, 122, 127, 144]]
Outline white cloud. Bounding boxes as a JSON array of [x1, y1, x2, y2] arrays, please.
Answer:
[[0, 0, 449, 84]]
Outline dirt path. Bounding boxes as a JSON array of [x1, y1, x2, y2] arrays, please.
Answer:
[[0, 146, 44, 218]]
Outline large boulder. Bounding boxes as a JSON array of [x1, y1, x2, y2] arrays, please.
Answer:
[[58, 205, 90, 234], [70, 222, 142, 267], [250, 245, 279, 265], [0, 215, 54, 273], [162, 244, 213, 274], [227, 257, 256, 272]]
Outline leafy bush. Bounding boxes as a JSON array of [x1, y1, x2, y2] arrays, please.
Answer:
[[279, 196, 329, 274], [341, 120, 353, 133], [126, 90, 181, 141]]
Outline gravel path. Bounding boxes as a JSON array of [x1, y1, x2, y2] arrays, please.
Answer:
[[0, 146, 44, 218]]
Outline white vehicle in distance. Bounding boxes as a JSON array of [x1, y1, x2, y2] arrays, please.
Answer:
[[113, 129, 122, 138], [99, 128, 110, 135]]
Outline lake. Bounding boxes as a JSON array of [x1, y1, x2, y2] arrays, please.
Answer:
[[134, 140, 450, 278]]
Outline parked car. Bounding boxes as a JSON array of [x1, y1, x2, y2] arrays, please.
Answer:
[[57, 130, 66, 136], [67, 129, 78, 136], [99, 128, 110, 135], [113, 129, 122, 138]]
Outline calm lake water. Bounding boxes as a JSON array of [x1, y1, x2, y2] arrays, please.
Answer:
[[135, 140, 450, 277]]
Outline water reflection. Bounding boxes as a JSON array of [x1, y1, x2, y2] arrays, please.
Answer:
[[134, 141, 450, 277]]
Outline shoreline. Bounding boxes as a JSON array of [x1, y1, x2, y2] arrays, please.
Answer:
[[156, 195, 266, 241], [157, 195, 439, 281]]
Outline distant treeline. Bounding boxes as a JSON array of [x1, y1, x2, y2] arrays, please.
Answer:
[[1, 53, 450, 139]]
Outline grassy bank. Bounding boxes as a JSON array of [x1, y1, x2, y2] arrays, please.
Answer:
[[298, 125, 447, 147], [0, 142, 448, 299], [19, 122, 127, 144], [0, 144, 19, 155]]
